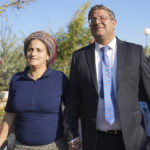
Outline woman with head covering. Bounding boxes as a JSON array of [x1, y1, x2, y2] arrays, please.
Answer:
[[0, 31, 68, 150]]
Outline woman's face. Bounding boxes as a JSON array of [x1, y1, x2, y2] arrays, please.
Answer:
[[26, 39, 50, 68]]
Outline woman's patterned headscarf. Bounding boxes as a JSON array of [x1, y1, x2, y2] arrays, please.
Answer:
[[24, 31, 57, 65]]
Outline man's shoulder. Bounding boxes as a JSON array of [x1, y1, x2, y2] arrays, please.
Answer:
[[125, 41, 142, 48], [73, 43, 95, 55], [117, 38, 142, 48]]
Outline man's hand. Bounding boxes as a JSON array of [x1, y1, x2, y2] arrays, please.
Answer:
[[68, 137, 81, 150]]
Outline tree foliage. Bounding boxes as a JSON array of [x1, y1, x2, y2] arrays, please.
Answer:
[[0, 0, 37, 90], [0, 0, 92, 90], [0, 25, 26, 90], [0, 0, 37, 21], [144, 47, 150, 56], [52, 0, 92, 76]]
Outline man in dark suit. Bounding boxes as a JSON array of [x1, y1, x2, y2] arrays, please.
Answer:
[[64, 4, 150, 150]]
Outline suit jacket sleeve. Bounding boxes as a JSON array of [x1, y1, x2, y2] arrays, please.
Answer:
[[63, 52, 80, 141], [140, 46, 150, 110]]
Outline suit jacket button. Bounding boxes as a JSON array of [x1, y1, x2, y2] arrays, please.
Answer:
[[93, 118, 96, 122]]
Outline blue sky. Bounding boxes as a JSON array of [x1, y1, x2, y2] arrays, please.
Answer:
[[1, 0, 150, 47]]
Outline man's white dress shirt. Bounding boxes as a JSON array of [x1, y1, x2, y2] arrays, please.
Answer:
[[95, 37, 121, 131]]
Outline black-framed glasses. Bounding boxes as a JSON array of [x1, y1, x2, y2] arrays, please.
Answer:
[[89, 16, 109, 24]]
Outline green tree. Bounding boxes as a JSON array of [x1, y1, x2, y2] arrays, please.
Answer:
[[52, 0, 92, 76], [0, 0, 92, 90], [0, 25, 26, 90], [143, 47, 150, 56]]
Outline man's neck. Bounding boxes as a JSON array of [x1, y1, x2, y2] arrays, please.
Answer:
[[95, 35, 115, 46]]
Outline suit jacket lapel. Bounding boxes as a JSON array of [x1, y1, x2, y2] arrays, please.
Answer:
[[86, 43, 99, 97], [117, 39, 127, 91], [85, 39, 127, 98]]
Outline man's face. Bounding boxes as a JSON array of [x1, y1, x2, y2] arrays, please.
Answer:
[[89, 9, 116, 40]]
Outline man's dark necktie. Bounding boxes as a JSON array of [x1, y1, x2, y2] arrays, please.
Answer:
[[100, 46, 116, 125]]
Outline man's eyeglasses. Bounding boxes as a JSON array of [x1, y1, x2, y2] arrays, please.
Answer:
[[89, 16, 109, 24]]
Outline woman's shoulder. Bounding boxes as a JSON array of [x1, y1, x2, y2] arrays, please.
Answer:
[[11, 71, 26, 81], [8, 71, 26, 89], [48, 68, 68, 79]]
